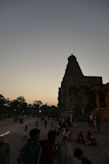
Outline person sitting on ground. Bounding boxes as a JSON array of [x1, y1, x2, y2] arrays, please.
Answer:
[[74, 148, 92, 164], [17, 128, 40, 164], [76, 131, 85, 144], [85, 131, 97, 145], [90, 134, 97, 145], [85, 131, 91, 145]]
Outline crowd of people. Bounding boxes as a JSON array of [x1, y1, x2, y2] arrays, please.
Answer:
[[17, 117, 93, 164], [0, 115, 101, 164]]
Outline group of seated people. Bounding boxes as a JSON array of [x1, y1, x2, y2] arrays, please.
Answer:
[[57, 119, 73, 141], [76, 131, 97, 145], [55, 119, 98, 146], [61, 127, 72, 141], [56, 119, 97, 146]]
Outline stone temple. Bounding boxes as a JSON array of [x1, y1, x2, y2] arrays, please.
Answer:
[[58, 54, 109, 120]]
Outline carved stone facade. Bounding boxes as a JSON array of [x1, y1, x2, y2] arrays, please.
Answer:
[[58, 55, 109, 120], [92, 84, 109, 121]]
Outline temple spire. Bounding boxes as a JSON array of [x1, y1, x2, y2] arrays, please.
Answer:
[[65, 54, 84, 77]]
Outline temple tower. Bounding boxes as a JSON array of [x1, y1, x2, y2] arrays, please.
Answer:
[[58, 54, 102, 118]]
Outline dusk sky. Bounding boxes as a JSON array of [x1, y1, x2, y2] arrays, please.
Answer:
[[0, 0, 109, 105]]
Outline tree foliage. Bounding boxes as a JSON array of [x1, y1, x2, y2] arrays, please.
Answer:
[[0, 94, 59, 118]]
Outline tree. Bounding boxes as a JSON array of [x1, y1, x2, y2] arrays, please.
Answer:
[[10, 96, 27, 116], [16, 96, 27, 114], [33, 100, 43, 110], [0, 94, 7, 118], [10, 99, 19, 115], [0, 94, 6, 107]]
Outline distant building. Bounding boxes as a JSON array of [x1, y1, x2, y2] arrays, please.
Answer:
[[58, 54, 109, 120]]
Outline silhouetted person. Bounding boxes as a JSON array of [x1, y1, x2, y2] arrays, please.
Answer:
[[35, 119, 39, 128], [74, 148, 92, 164], [44, 119, 47, 128], [0, 135, 10, 164], [39, 130, 56, 164], [17, 128, 40, 164], [23, 125, 28, 141], [89, 114, 93, 127]]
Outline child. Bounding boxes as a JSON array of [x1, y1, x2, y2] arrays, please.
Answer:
[[23, 125, 28, 141], [76, 131, 85, 144]]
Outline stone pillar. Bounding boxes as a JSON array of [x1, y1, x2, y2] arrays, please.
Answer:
[[105, 89, 109, 106], [96, 91, 100, 111]]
